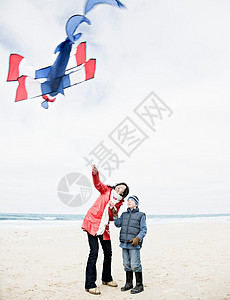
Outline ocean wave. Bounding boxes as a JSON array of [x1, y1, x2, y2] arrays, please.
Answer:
[[0, 213, 229, 226]]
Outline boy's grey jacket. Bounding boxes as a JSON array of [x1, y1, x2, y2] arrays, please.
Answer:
[[114, 207, 147, 248]]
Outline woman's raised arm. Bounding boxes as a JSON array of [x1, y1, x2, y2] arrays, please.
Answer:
[[92, 164, 109, 194]]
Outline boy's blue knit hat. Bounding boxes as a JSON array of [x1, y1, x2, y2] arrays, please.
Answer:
[[128, 195, 139, 206]]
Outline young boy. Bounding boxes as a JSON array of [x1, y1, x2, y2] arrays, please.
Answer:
[[112, 195, 147, 294]]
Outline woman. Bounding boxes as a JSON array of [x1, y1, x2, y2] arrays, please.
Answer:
[[82, 164, 129, 295]]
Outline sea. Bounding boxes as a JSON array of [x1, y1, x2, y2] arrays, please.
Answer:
[[0, 212, 230, 228]]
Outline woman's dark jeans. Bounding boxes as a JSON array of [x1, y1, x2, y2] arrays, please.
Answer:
[[85, 232, 113, 289]]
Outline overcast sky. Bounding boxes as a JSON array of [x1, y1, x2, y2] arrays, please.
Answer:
[[0, 0, 230, 215]]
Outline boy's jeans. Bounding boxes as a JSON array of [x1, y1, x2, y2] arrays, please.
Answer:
[[122, 248, 142, 272]]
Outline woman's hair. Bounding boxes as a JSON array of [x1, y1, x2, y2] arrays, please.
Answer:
[[113, 182, 129, 199]]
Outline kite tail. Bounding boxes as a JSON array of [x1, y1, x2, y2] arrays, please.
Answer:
[[84, 0, 125, 14], [41, 101, 49, 109], [65, 15, 90, 43], [41, 95, 56, 109]]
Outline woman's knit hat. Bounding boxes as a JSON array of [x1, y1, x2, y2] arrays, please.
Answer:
[[128, 195, 139, 206]]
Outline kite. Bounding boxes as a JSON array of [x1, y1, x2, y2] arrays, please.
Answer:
[[7, 0, 125, 109], [7, 15, 96, 109]]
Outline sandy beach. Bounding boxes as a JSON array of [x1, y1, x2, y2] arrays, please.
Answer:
[[0, 222, 230, 300]]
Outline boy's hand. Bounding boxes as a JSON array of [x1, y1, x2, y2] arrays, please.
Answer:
[[112, 207, 118, 218], [92, 164, 97, 175], [129, 236, 140, 247]]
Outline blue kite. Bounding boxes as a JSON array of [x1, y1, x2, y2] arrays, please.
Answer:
[[7, 0, 124, 109], [7, 15, 96, 109]]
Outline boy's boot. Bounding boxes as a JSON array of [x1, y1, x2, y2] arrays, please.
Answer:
[[130, 272, 144, 294], [121, 271, 133, 291]]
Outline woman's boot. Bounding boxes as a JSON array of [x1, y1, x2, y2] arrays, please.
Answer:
[[130, 272, 144, 294], [121, 271, 133, 291]]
